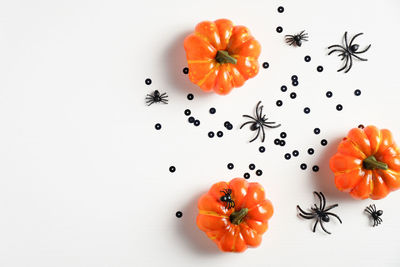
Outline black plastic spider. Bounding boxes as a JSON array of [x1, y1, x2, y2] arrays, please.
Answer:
[[145, 90, 168, 106], [328, 32, 371, 73], [220, 189, 235, 210], [240, 101, 281, 143], [365, 204, 383, 227], [297, 191, 342, 234], [285, 30, 308, 47]]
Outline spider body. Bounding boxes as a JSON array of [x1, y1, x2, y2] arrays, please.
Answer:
[[285, 30, 308, 47], [328, 32, 371, 73], [220, 189, 235, 210], [365, 204, 383, 227], [297, 191, 342, 234], [240, 101, 281, 143], [145, 90, 168, 106]]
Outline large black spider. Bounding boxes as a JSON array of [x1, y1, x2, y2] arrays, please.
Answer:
[[285, 30, 308, 47], [145, 90, 168, 106], [297, 191, 342, 234], [220, 189, 235, 210], [240, 101, 281, 143], [365, 204, 383, 227], [328, 32, 371, 73]]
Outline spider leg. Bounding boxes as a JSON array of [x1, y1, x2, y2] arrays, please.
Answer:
[[257, 105, 264, 121], [160, 99, 168, 104], [313, 191, 323, 210], [337, 56, 349, 72], [365, 207, 373, 214], [320, 192, 327, 210], [352, 54, 368, 61], [344, 31, 349, 50], [344, 56, 353, 73], [299, 213, 316, 220], [263, 123, 281, 129], [297, 205, 314, 216], [372, 204, 377, 212], [249, 128, 261, 143], [240, 120, 254, 129], [261, 124, 266, 142], [349, 32, 364, 47], [354, 44, 371, 54], [242, 114, 257, 121], [328, 49, 345, 56], [319, 218, 332, 234], [312, 219, 319, 233], [285, 35, 294, 38], [147, 101, 155, 106], [328, 45, 346, 50], [325, 212, 343, 224]]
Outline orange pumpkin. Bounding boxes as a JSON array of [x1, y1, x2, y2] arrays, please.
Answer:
[[183, 19, 261, 95], [329, 125, 400, 199], [196, 178, 273, 252]]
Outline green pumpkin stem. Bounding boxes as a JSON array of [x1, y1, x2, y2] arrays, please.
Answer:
[[229, 208, 248, 225], [215, 50, 237, 64], [363, 155, 388, 170]]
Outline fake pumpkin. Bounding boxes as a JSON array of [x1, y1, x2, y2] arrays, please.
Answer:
[[196, 178, 273, 252], [183, 19, 261, 95], [329, 125, 400, 199]]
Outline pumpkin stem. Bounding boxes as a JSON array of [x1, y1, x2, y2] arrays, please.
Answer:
[[215, 50, 237, 64], [363, 155, 388, 170], [230, 208, 248, 225]]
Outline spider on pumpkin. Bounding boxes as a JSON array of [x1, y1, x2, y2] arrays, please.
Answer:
[[145, 90, 168, 106], [285, 30, 308, 47], [365, 204, 383, 227], [240, 101, 281, 143], [220, 189, 235, 210], [297, 191, 342, 234]]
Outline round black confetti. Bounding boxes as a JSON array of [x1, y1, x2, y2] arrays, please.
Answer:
[[284, 153, 291, 160], [281, 85, 287, 92], [300, 163, 307, 170], [259, 146, 265, 153], [317, 66, 324, 72], [244, 172, 250, 179], [280, 140, 286, 146], [314, 128, 321, 135], [145, 78, 152, 85], [358, 124, 365, 129], [187, 93, 194, 100], [208, 131, 215, 138], [290, 92, 297, 99], [209, 107, 216, 114], [262, 62, 269, 69], [308, 148, 315, 155], [183, 67, 189, 74], [277, 6, 284, 13], [155, 123, 161, 130], [227, 163, 234, 170], [292, 80, 299, 86], [321, 139, 328, 146], [169, 166, 176, 173], [184, 109, 191, 116], [312, 165, 320, 172], [291, 75, 298, 81], [304, 107, 310, 114], [217, 131, 223, 137], [188, 116, 195, 123], [326, 91, 333, 98], [226, 123, 233, 130], [256, 169, 263, 176], [176, 211, 183, 218], [276, 26, 283, 33], [336, 104, 343, 111], [354, 89, 361, 96], [249, 164, 256, 170], [276, 100, 283, 107], [304, 55, 311, 62], [194, 120, 200, 126], [280, 132, 287, 139], [292, 150, 299, 157], [274, 138, 280, 145]]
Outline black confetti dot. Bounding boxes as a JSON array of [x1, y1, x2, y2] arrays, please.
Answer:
[[169, 166, 176, 173], [276, 26, 283, 33], [187, 93, 194, 100], [194, 120, 200, 126], [281, 85, 287, 92], [304, 107, 310, 114], [217, 131, 223, 137], [312, 165, 320, 172], [188, 116, 195, 123], [259, 146, 265, 153], [209, 107, 216, 114], [292, 80, 299, 86], [276, 100, 283, 107], [358, 124, 365, 129], [304, 55, 311, 62], [308, 148, 315, 155], [249, 164, 256, 170], [244, 172, 250, 179], [183, 67, 189, 74], [317, 66, 324, 72], [227, 163, 234, 170], [274, 138, 280, 145], [176, 211, 183, 218], [184, 109, 191, 116], [263, 62, 269, 69], [280, 132, 287, 139], [225, 123, 233, 130], [314, 128, 321, 135], [326, 91, 333, 98], [290, 92, 297, 99], [145, 78, 152, 85], [321, 139, 328, 146], [256, 169, 263, 176], [284, 153, 291, 160], [208, 131, 215, 138], [291, 75, 298, 81], [354, 89, 361, 96], [300, 163, 307, 170], [280, 140, 286, 146], [336, 104, 343, 111], [277, 6, 284, 13], [155, 123, 161, 130], [292, 150, 299, 157]]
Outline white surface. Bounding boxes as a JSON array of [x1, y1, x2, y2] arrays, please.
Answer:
[[1, 0, 400, 266]]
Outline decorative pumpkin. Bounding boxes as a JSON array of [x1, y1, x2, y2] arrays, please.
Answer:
[[183, 19, 261, 95], [329, 125, 400, 199], [196, 178, 273, 252]]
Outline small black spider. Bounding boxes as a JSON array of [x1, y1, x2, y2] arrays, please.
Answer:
[[297, 191, 342, 234], [220, 189, 235, 210], [365, 204, 383, 227], [145, 90, 168, 106], [240, 101, 281, 143], [285, 30, 308, 47], [328, 32, 371, 73]]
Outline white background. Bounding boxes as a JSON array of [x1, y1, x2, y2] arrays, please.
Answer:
[[1, 0, 400, 266]]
